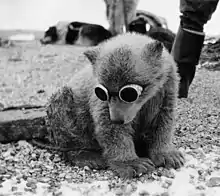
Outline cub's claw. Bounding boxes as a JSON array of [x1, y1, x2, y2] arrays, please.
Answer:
[[108, 158, 155, 179], [65, 151, 107, 170], [150, 149, 185, 169]]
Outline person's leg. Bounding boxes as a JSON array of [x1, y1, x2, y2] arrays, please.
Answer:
[[172, 0, 219, 98]]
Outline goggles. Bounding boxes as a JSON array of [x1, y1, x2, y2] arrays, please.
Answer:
[[95, 84, 143, 103]]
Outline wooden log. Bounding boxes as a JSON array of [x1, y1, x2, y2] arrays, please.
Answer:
[[0, 107, 48, 143], [1, 104, 44, 111], [0, 106, 101, 152]]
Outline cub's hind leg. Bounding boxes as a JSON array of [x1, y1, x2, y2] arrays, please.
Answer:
[[46, 86, 106, 170], [46, 86, 81, 149]]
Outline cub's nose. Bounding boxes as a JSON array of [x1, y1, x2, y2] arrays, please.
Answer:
[[111, 119, 124, 125]]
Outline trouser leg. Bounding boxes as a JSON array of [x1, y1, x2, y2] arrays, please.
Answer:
[[172, 0, 219, 98]]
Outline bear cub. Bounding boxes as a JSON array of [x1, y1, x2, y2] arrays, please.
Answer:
[[46, 33, 185, 179]]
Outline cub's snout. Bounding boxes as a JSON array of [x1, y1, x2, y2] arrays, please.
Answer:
[[108, 98, 140, 124]]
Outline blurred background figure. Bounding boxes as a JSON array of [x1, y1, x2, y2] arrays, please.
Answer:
[[171, 0, 219, 98], [104, 0, 139, 35]]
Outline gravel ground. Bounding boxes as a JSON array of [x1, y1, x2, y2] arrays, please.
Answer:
[[0, 41, 220, 196]]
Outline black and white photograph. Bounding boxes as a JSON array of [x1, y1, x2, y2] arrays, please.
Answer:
[[0, 0, 220, 195]]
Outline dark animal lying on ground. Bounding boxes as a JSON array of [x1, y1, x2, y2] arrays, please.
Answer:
[[40, 21, 69, 45], [40, 26, 58, 44], [135, 10, 168, 29], [128, 9, 169, 34], [147, 27, 176, 53], [128, 12, 176, 52], [128, 17, 148, 34], [65, 22, 88, 44], [40, 21, 112, 46], [66, 21, 112, 46]]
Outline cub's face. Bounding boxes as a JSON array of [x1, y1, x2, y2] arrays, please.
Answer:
[[84, 33, 171, 124], [94, 83, 144, 124]]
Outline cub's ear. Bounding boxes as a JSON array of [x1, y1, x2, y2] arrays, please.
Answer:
[[142, 40, 163, 59], [83, 47, 100, 65]]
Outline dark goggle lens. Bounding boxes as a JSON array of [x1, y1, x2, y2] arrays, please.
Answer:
[[119, 87, 139, 103], [95, 86, 108, 101]]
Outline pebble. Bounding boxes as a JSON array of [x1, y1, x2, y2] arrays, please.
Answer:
[[161, 192, 170, 196], [126, 184, 134, 193], [7, 165, 15, 172], [53, 155, 61, 163], [38, 177, 51, 183], [31, 153, 37, 159], [2, 150, 12, 158], [61, 187, 82, 196], [59, 173, 65, 178], [84, 166, 90, 171], [159, 169, 175, 179], [53, 191, 63, 196], [3, 174, 11, 179], [22, 174, 28, 181], [45, 165, 54, 170], [164, 179, 172, 186], [191, 119, 201, 126], [206, 177, 220, 187], [24, 187, 32, 192], [13, 192, 23, 196], [139, 190, 150, 196], [161, 182, 169, 189], [190, 143, 201, 149], [196, 185, 206, 190], [204, 134, 212, 140], [65, 174, 72, 180], [115, 188, 124, 196], [26, 181, 37, 189], [196, 125, 204, 132], [78, 170, 86, 176], [16, 178, 21, 184], [11, 186, 18, 192], [0, 167, 6, 175]]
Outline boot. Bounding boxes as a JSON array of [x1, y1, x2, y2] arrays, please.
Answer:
[[171, 26, 205, 98]]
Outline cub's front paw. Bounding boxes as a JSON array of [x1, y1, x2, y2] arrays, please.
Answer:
[[108, 158, 155, 179], [150, 149, 185, 169]]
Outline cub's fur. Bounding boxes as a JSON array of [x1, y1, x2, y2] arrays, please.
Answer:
[[104, 0, 139, 35], [46, 33, 185, 179]]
